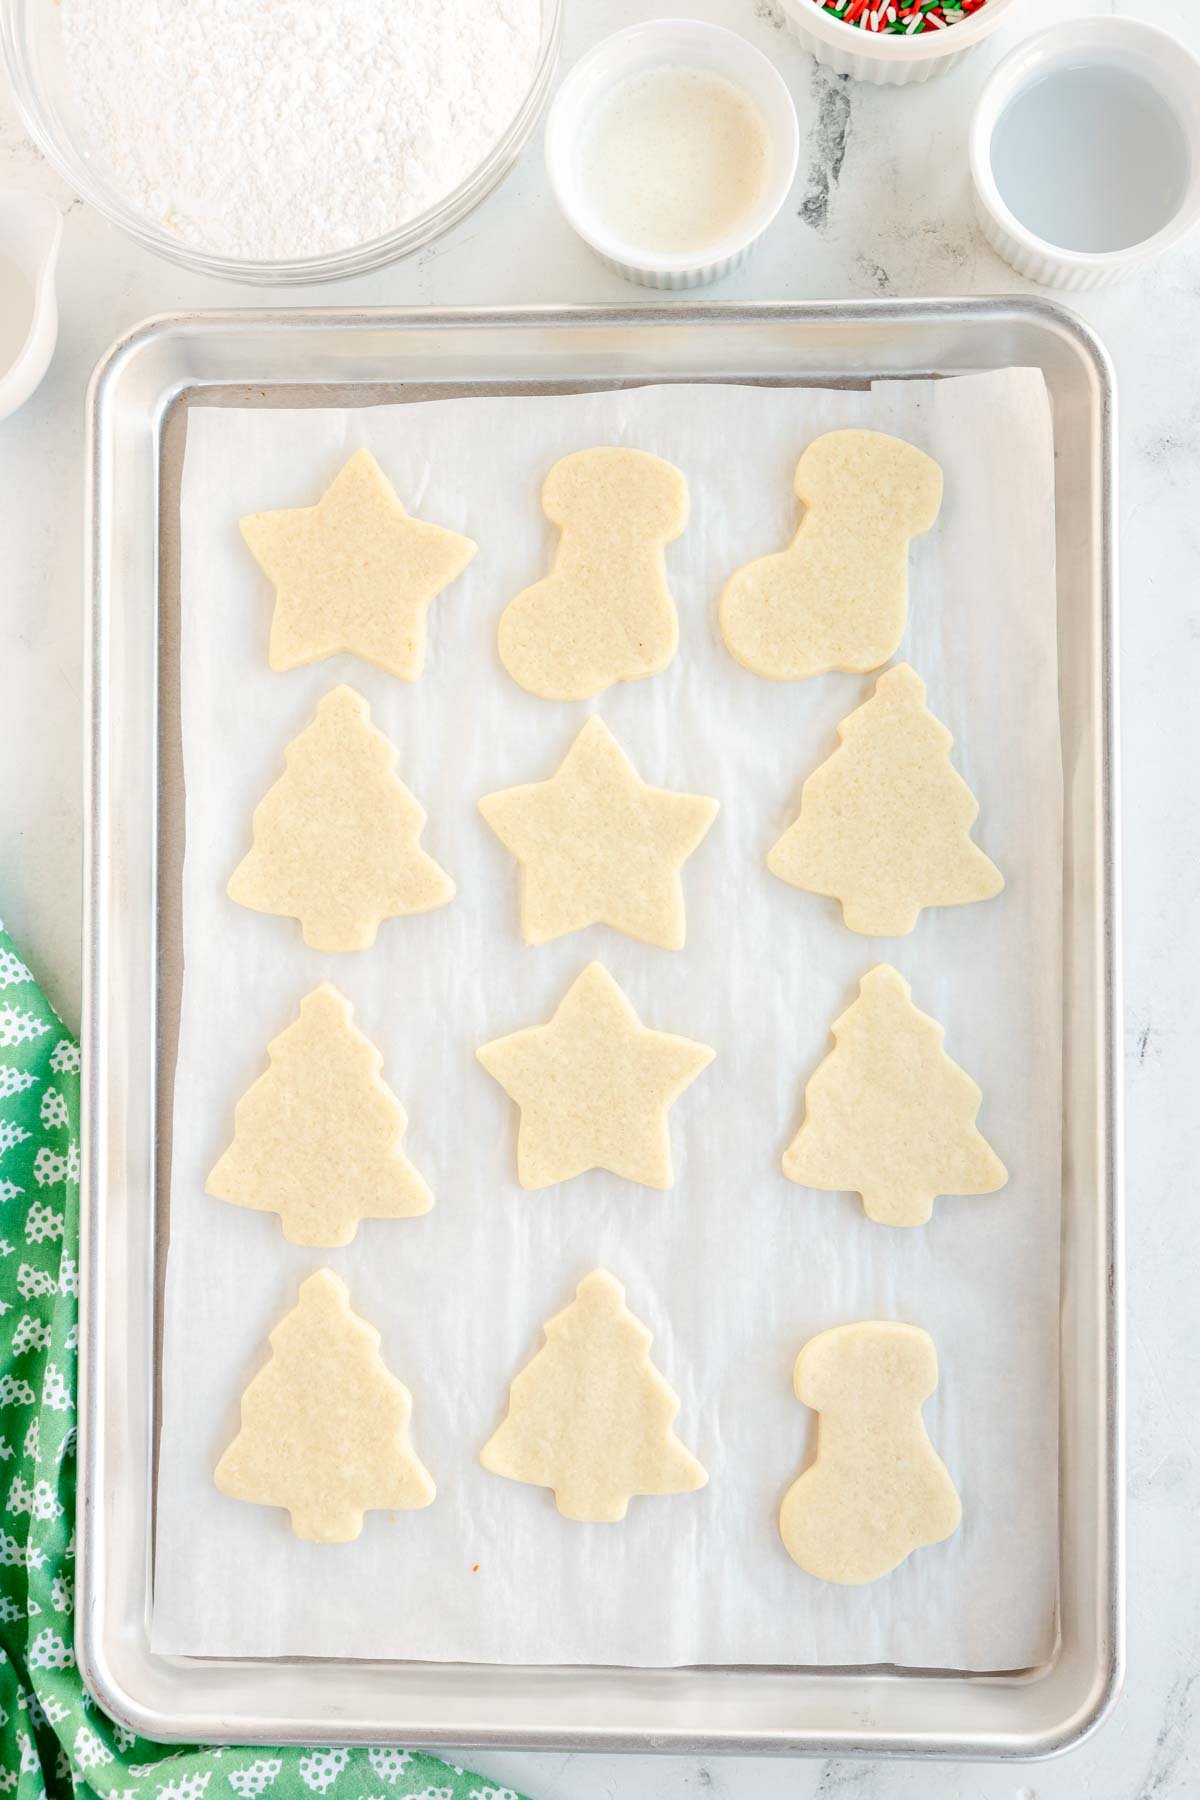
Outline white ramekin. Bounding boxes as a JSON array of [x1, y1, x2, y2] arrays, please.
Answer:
[[780, 0, 1027, 86], [544, 19, 799, 290], [969, 17, 1200, 290]]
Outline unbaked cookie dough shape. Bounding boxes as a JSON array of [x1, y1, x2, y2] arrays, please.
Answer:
[[476, 961, 714, 1190], [478, 717, 719, 949], [481, 1269, 708, 1523], [239, 448, 477, 680], [779, 1321, 961, 1584], [768, 663, 1003, 936], [227, 684, 454, 952], [497, 447, 688, 701], [207, 984, 433, 1248], [214, 1269, 435, 1543], [720, 430, 943, 680], [783, 966, 1007, 1227]]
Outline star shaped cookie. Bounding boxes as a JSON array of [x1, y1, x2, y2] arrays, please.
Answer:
[[478, 718, 719, 950], [477, 962, 715, 1191], [239, 448, 477, 680]]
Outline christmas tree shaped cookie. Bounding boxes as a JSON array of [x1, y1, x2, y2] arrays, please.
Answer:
[[228, 685, 454, 952], [239, 449, 477, 680], [779, 1321, 961, 1584], [768, 663, 1003, 936], [215, 1269, 435, 1543], [783, 965, 1006, 1227], [476, 961, 714, 1190], [481, 1269, 707, 1522], [497, 447, 688, 701], [478, 717, 719, 949], [207, 984, 433, 1247], [720, 430, 943, 680]]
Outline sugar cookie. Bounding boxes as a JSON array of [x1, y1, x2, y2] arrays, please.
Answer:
[[214, 1269, 435, 1543], [720, 430, 942, 679], [207, 984, 433, 1247], [478, 718, 718, 949], [481, 1269, 707, 1522], [779, 1321, 961, 1584], [497, 447, 688, 700], [783, 965, 1006, 1226], [227, 685, 454, 952], [476, 961, 714, 1190], [240, 448, 476, 680], [768, 663, 1002, 936]]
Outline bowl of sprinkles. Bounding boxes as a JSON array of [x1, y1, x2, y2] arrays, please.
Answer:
[[782, 0, 1026, 84]]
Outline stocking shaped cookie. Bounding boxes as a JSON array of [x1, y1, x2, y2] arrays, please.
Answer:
[[768, 663, 1003, 936], [207, 984, 433, 1247], [721, 430, 943, 679], [215, 1269, 435, 1543], [240, 448, 477, 680], [783, 965, 1007, 1226], [228, 685, 454, 951], [497, 447, 688, 700], [481, 1269, 707, 1522], [779, 1321, 961, 1583]]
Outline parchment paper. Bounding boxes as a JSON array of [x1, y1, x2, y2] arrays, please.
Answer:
[[152, 370, 1061, 1670]]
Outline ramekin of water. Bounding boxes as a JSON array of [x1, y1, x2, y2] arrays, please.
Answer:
[[970, 17, 1200, 288]]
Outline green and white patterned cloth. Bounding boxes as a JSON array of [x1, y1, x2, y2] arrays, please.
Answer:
[[0, 918, 530, 1800]]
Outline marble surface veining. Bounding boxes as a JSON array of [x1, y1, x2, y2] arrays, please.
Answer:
[[2, 0, 1198, 1793]]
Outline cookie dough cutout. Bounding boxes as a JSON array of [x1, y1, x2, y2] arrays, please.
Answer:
[[239, 448, 477, 680], [481, 1269, 707, 1522], [228, 685, 454, 952], [497, 447, 688, 701], [768, 663, 1003, 936], [215, 1269, 435, 1543], [720, 430, 943, 680], [783, 966, 1006, 1226], [479, 718, 719, 949], [779, 1321, 961, 1584], [207, 984, 433, 1248], [476, 961, 714, 1190]]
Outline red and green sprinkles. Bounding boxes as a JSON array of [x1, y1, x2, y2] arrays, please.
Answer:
[[811, 0, 989, 31]]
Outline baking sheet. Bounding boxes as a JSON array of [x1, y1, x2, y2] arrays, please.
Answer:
[[152, 369, 1061, 1671]]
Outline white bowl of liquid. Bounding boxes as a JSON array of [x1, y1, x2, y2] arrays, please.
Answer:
[[545, 19, 799, 289], [970, 17, 1200, 289]]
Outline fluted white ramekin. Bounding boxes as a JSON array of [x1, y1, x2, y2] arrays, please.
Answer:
[[969, 17, 1200, 290], [780, 0, 1026, 85], [544, 19, 799, 289]]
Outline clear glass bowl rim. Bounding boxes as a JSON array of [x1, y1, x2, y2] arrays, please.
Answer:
[[0, 0, 562, 284]]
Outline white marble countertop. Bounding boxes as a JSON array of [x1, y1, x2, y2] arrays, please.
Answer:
[[2, 0, 1197, 1793]]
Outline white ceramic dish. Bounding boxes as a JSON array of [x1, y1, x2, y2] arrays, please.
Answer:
[[0, 189, 59, 421], [544, 19, 799, 289], [970, 18, 1200, 290], [780, 0, 1026, 86]]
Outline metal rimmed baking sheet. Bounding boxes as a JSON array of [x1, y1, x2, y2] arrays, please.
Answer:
[[79, 301, 1122, 1757]]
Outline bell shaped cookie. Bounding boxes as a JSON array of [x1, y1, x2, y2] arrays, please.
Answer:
[[215, 1269, 435, 1543], [207, 984, 434, 1247], [240, 448, 476, 680], [768, 663, 1002, 936], [481, 1269, 707, 1522], [497, 447, 688, 701], [783, 965, 1007, 1226], [779, 1321, 961, 1583], [228, 685, 454, 952], [721, 430, 942, 679]]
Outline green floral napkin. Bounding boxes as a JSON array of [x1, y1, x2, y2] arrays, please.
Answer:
[[0, 917, 530, 1800]]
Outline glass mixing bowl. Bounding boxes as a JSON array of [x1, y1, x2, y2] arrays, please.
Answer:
[[0, 0, 561, 283]]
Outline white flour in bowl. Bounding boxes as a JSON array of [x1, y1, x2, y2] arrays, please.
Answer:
[[59, 0, 543, 260]]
